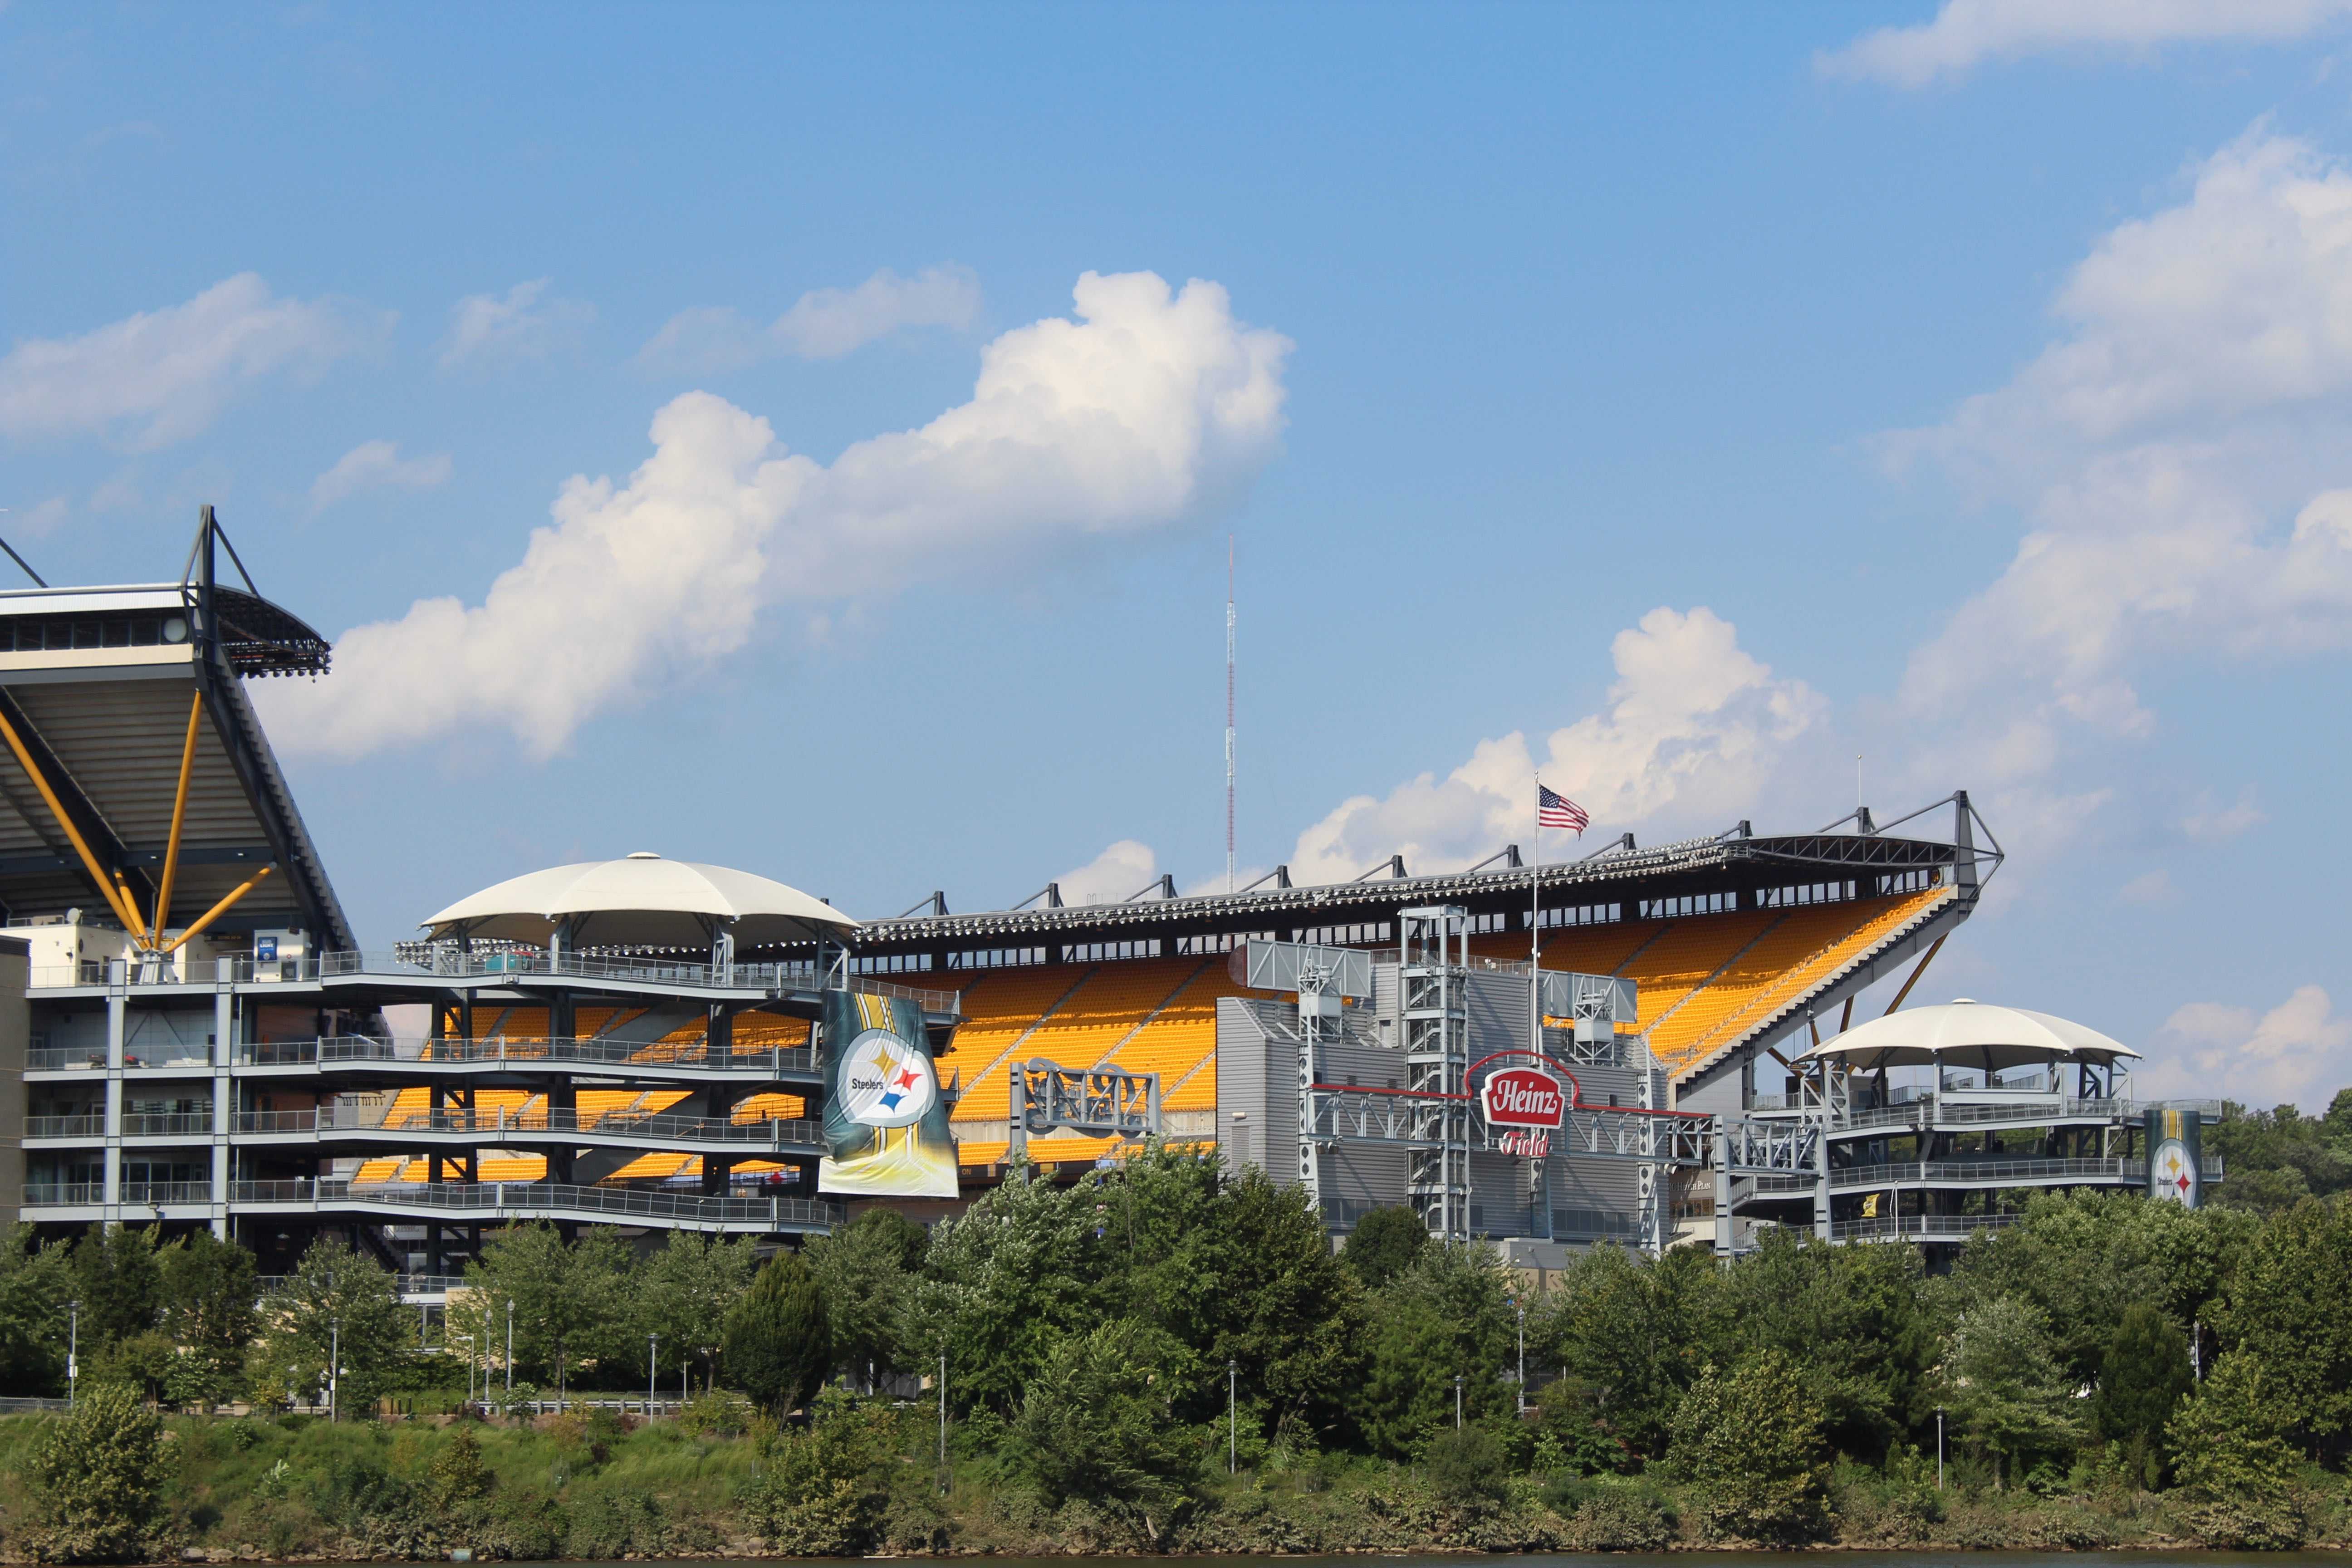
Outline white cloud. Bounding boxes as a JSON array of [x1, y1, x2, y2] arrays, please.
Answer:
[[1286, 608, 1824, 884], [1891, 131, 2352, 832], [439, 279, 594, 370], [2116, 868, 2180, 906], [1820, 0, 2352, 87], [307, 440, 454, 514], [261, 270, 1289, 759], [637, 265, 980, 374], [2181, 784, 2265, 841], [2142, 984, 2352, 1107], [0, 274, 385, 448], [1056, 840, 1158, 906], [4, 496, 70, 541]]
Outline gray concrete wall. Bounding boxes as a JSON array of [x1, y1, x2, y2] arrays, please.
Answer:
[[0, 940, 28, 1220]]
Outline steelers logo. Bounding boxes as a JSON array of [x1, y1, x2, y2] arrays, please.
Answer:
[[2153, 1138, 2197, 1205], [839, 1028, 936, 1128]]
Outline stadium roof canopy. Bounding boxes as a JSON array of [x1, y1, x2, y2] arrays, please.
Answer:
[[1796, 999, 2138, 1073], [854, 795, 2002, 962], [421, 853, 858, 950], [0, 511, 351, 948]]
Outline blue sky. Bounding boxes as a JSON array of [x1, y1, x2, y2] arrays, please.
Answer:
[[5, 2, 2351, 1106]]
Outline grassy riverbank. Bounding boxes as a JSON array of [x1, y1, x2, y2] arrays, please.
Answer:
[[0, 1402, 2346, 1561]]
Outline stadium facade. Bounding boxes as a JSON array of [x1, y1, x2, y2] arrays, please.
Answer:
[[0, 519, 2220, 1279]]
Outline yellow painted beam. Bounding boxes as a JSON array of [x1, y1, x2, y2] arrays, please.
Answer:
[[0, 704, 144, 936], [162, 865, 273, 956], [151, 690, 204, 942]]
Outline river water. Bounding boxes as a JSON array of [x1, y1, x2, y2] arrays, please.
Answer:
[[539, 1557, 2347, 1566]]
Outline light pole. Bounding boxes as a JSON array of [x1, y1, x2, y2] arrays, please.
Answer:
[[505, 1298, 514, 1398], [1936, 1407, 1945, 1490], [66, 1298, 79, 1409], [1512, 1295, 1526, 1416], [936, 1350, 949, 1496], [647, 1334, 659, 1418], [328, 1316, 341, 1422], [1227, 1358, 1238, 1475], [1454, 1373, 1464, 1430], [454, 1333, 476, 1405]]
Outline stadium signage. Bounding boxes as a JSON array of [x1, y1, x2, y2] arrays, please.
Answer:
[[1496, 1128, 1551, 1157], [1482, 1066, 1566, 1129]]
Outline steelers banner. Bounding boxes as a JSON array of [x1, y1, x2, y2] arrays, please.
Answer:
[[2146, 1106, 2203, 1209], [818, 990, 957, 1197]]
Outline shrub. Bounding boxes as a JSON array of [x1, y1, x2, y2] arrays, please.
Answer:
[[1668, 1348, 1832, 1543], [1561, 1480, 1677, 1551], [2167, 1352, 2306, 1549], [741, 1389, 903, 1554], [1423, 1422, 1508, 1509], [1001, 1318, 1198, 1542], [22, 1382, 174, 1563]]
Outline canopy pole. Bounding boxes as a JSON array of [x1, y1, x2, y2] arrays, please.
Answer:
[[162, 866, 274, 954], [0, 705, 145, 936], [152, 691, 205, 940], [1881, 934, 1947, 1017]]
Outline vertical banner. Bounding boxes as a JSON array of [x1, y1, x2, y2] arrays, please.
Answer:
[[819, 990, 958, 1198], [2146, 1107, 2203, 1208]]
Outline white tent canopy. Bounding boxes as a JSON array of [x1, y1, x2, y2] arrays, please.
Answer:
[[421, 853, 858, 950], [1795, 999, 2139, 1074]]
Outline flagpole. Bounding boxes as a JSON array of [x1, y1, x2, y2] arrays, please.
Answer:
[[1530, 780, 1543, 1062]]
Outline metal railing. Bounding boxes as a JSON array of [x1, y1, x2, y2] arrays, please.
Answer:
[[1831, 1212, 2024, 1242], [255, 1273, 466, 1298], [27, 1047, 107, 1072], [28, 1045, 212, 1071], [239, 1034, 821, 1076], [1749, 1092, 2226, 1133], [26, 1181, 213, 1206], [24, 1113, 103, 1138], [1756, 1155, 2224, 1193], [35, 950, 960, 1015], [229, 1177, 841, 1228], [123, 1111, 214, 1137], [231, 1104, 823, 1148]]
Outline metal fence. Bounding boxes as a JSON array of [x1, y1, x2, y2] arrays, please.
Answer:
[[241, 1035, 820, 1076]]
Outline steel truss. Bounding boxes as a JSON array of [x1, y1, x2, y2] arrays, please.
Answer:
[[1007, 1059, 1161, 1159]]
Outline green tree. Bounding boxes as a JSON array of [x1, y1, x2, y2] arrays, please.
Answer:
[[69, 1224, 161, 1352], [2213, 1191, 2352, 1455], [1340, 1205, 1429, 1290], [1669, 1349, 1831, 1542], [1530, 1241, 1726, 1460], [1004, 1317, 1197, 1542], [2207, 1101, 2351, 1213], [1942, 1294, 2083, 1488], [0, 1225, 73, 1394], [156, 1229, 256, 1407], [726, 1250, 832, 1415], [905, 1168, 1117, 1416], [804, 1210, 922, 1387], [1669, 1348, 1830, 1542], [2168, 1352, 2306, 1548], [428, 1423, 494, 1515], [1202, 1166, 1363, 1442], [23, 1380, 172, 1562], [246, 1235, 414, 1411], [632, 1230, 757, 1393], [1723, 1228, 1931, 1462], [1354, 1242, 1512, 1458], [463, 1221, 633, 1401], [2092, 1302, 2192, 1484]]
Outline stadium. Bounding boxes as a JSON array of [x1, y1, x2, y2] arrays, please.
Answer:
[[0, 517, 2222, 1284]]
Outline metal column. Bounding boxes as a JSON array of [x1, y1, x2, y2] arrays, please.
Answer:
[[1400, 907, 1470, 1241]]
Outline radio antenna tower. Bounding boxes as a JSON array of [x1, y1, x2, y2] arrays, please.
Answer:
[[1225, 536, 1236, 894]]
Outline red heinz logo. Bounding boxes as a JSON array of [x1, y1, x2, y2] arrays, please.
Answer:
[[1483, 1066, 1566, 1128]]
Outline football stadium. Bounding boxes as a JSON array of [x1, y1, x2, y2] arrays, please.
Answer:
[[0, 517, 2222, 1283]]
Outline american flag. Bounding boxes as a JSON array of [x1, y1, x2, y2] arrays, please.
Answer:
[[1538, 784, 1588, 833]]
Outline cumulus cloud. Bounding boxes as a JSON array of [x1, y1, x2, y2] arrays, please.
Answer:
[[1820, 0, 2352, 87], [262, 270, 1289, 759], [1286, 608, 1824, 884], [5, 496, 70, 540], [637, 265, 980, 375], [1056, 840, 1159, 906], [2116, 868, 2180, 906], [439, 279, 594, 370], [0, 273, 386, 448], [1891, 131, 2352, 837], [2181, 785, 2265, 841], [2142, 984, 2352, 1107], [307, 440, 454, 514]]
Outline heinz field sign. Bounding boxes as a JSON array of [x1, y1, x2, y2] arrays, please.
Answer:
[[1482, 1065, 1567, 1129]]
